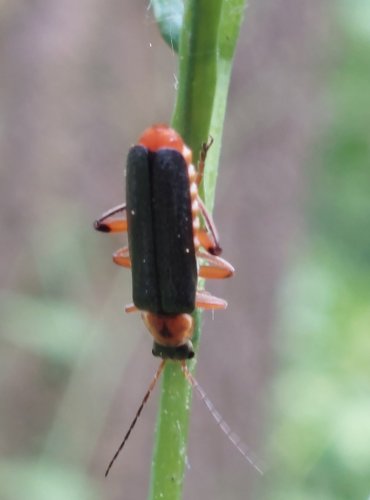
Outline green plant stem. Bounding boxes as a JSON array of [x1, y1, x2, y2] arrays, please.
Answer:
[[172, 0, 223, 160], [148, 2, 246, 499]]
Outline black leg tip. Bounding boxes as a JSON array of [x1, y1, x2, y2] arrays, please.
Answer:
[[209, 245, 222, 256], [94, 220, 111, 232]]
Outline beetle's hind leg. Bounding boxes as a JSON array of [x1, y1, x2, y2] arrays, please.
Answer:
[[196, 197, 223, 256], [197, 227, 222, 257], [196, 136, 214, 186], [94, 203, 127, 233]]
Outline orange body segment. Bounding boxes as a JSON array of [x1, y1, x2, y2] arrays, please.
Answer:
[[142, 312, 194, 348], [138, 124, 192, 166]]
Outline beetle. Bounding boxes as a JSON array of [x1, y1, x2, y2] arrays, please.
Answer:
[[94, 124, 238, 476], [95, 124, 234, 360]]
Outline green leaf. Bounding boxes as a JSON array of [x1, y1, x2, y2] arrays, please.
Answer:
[[151, 0, 184, 53]]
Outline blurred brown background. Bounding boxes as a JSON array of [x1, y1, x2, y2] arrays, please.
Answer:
[[2, 1, 370, 499]]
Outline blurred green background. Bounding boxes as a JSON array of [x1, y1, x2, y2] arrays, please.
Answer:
[[1, 1, 369, 499]]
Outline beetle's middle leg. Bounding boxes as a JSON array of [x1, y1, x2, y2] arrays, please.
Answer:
[[197, 251, 235, 279], [113, 246, 131, 268]]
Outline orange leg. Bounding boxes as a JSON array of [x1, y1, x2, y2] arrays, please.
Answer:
[[195, 138, 222, 254], [197, 251, 235, 279], [195, 290, 227, 310], [94, 203, 128, 233], [196, 196, 222, 255], [113, 246, 131, 268], [196, 137, 214, 186], [124, 303, 138, 313], [197, 227, 222, 256]]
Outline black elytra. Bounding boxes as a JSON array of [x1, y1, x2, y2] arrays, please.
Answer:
[[126, 145, 197, 316]]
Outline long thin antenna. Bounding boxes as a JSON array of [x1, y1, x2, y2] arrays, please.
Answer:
[[105, 359, 166, 477], [181, 362, 265, 475]]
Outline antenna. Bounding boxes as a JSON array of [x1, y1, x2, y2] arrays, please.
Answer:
[[105, 359, 166, 477], [181, 362, 265, 475]]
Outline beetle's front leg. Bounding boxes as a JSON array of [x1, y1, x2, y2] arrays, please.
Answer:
[[195, 290, 227, 310]]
